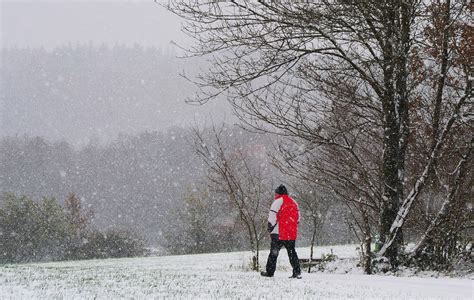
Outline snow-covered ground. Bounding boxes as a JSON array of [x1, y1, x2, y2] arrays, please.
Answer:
[[1, 245, 472, 299]]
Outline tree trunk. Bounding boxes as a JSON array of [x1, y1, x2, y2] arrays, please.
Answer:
[[308, 217, 318, 273], [379, 1, 413, 266], [362, 209, 373, 274], [255, 237, 260, 271], [380, 86, 402, 266]]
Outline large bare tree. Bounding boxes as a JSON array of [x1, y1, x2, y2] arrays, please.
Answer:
[[166, 0, 472, 268]]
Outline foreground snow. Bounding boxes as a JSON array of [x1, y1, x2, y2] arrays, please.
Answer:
[[0, 245, 472, 299]]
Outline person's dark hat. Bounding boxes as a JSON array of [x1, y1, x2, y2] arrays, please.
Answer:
[[275, 184, 288, 195]]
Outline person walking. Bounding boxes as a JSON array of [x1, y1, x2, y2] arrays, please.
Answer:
[[261, 184, 302, 279]]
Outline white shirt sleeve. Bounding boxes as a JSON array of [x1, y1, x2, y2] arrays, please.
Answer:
[[268, 197, 283, 227]]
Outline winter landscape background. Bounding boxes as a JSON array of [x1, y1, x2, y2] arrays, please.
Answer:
[[1, 3, 352, 253], [1, 0, 472, 298]]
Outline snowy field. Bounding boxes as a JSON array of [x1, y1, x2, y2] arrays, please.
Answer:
[[0, 244, 472, 299]]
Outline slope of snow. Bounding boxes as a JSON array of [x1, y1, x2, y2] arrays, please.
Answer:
[[0, 245, 472, 299]]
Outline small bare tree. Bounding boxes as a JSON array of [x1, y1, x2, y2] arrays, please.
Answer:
[[64, 193, 93, 257], [164, 187, 238, 254], [191, 123, 272, 270], [292, 183, 334, 273]]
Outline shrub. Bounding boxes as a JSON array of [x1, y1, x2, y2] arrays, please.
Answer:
[[74, 229, 145, 259], [0, 193, 73, 263], [321, 252, 338, 262], [0, 193, 145, 263]]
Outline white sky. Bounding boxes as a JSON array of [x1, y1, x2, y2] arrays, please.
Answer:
[[0, 0, 186, 50], [0, 0, 234, 145]]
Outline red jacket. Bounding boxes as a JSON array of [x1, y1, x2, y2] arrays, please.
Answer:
[[268, 194, 299, 240]]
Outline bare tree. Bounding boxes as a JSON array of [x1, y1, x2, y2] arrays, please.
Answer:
[[164, 187, 239, 254], [191, 123, 272, 270], [292, 183, 334, 273], [64, 193, 93, 257], [167, 0, 472, 268]]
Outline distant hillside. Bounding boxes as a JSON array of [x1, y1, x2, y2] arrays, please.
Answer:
[[0, 45, 231, 146]]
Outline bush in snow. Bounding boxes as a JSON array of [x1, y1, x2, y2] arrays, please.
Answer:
[[0, 193, 74, 263], [0, 193, 145, 263], [73, 229, 145, 259]]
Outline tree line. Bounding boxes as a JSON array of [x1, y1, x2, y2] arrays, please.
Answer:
[[0, 128, 353, 264]]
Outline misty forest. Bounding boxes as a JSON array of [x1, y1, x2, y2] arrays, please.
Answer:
[[0, 1, 472, 298], [1, 45, 350, 260]]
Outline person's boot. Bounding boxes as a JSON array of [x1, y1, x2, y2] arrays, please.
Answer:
[[260, 271, 273, 277], [289, 273, 302, 279]]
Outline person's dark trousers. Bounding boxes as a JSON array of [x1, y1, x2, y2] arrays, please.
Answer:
[[265, 234, 301, 276]]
